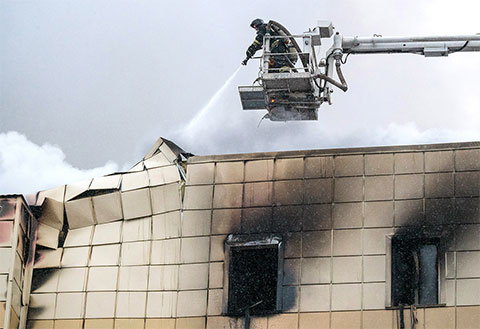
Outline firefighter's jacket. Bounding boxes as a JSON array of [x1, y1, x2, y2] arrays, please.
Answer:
[[246, 24, 289, 68]]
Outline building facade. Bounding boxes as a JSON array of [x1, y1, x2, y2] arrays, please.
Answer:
[[1, 139, 480, 329]]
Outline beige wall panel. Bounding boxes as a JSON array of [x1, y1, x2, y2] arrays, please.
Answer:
[[55, 293, 85, 319], [151, 239, 181, 265], [456, 306, 480, 329], [206, 316, 244, 329], [303, 204, 332, 231], [299, 285, 330, 312], [283, 258, 300, 285], [85, 292, 116, 318], [335, 155, 363, 177], [84, 319, 114, 329], [243, 182, 273, 208], [36, 223, 59, 249], [425, 151, 454, 172], [363, 283, 386, 310], [282, 286, 299, 312], [207, 289, 223, 316], [245, 159, 274, 182], [394, 174, 424, 200], [0, 221, 13, 247], [28, 293, 56, 319], [365, 153, 394, 175], [146, 292, 177, 317], [363, 255, 386, 282], [333, 202, 362, 229], [272, 206, 302, 233], [34, 248, 62, 269], [274, 158, 304, 180], [211, 209, 241, 234], [363, 228, 393, 255], [302, 231, 331, 257], [331, 284, 361, 310], [284, 232, 301, 258], [305, 156, 333, 179], [178, 263, 208, 290], [114, 318, 145, 329], [0, 199, 16, 220], [121, 171, 149, 192], [181, 237, 209, 263], [213, 184, 243, 209], [92, 192, 123, 224], [242, 207, 272, 233], [118, 266, 148, 291], [0, 248, 12, 273], [121, 188, 152, 220], [456, 225, 480, 251], [148, 165, 180, 187], [365, 201, 393, 228], [38, 190, 65, 230], [186, 163, 215, 185], [394, 199, 423, 227], [456, 279, 480, 305], [456, 149, 480, 171], [209, 262, 224, 289], [145, 318, 175, 329], [65, 198, 96, 229], [57, 268, 87, 292], [332, 256, 362, 283], [267, 313, 298, 329], [210, 235, 226, 262], [455, 198, 480, 224], [89, 244, 119, 266], [182, 210, 211, 237], [53, 319, 83, 329], [61, 247, 90, 267], [215, 161, 244, 183], [334, 177, 363, 202], [456, 172, 480, 197], [122, 217, 151, 242], [151, 184, 182, 215], [365, 176, 394, 201], [63, 226, 93, 247], [394, 153, 423, 174], [177, 290, 207, 317], [144, 152, 171, 169], [425, 173, 454, 198], [176, 317, 206, 329], [446, 279, 456, 306], [333, 230, 361, 256], [300, 258, 330, 284], [148, 265, 178, 291], [274, 180, 303, 205], [27, 320, 54, 329], [363, 310, 393, 329], [120, 241, 151, 266], [152, 212, 181, 239], [305, 179, 333, 204], [92, 222, 122, 245], [87, 267, 118, 291], [90, 174, 121, 190], [184, 186, 213, 210], [298, 312, 329, 329], [457, 251, 480, 278], [331, 311, 361, 329], [116, 292, 146, 318], [424, 307, 455, 329]]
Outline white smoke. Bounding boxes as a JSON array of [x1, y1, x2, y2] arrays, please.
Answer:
[[0, 131, 119, 195]]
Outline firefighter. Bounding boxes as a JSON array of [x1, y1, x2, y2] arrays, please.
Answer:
[[241, 18, 291, 72]]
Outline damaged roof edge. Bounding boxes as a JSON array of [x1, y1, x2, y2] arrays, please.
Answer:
[[187, 141, 480, 163]]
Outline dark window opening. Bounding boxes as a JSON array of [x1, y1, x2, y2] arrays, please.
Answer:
[[228, 246, 278, 316], [392, 237, 439, 306]]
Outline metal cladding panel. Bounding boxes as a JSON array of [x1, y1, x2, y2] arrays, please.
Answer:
[[36, 223, 59, 249], [65, 198, 95, 229], [262, 72, 314, 92], [238, 87, 267, 110], [148, 165, 180, 187], [61, 247, 89, 268], [146, 291, 177, 318], [150, 184, 182, 215], [148, 265, 179, 291], [144, 152, 171, 169], [116, 291, 147, 318], [90, 175, 122, 190], [121, 171, 150, 192], [92, 222, 122, 245], [57, 268, 87, 292], [0, 199, 17, 220], [122, 217, 151, 242], [120, 241, 151, 266], [89, 244, 120, 266], [63, 226, 93, 247], [121, 188, 152, 220], [34, 249, 62, 269], [65, 180, 92, 201], [87, 267, 118, 291], [118, 266, 148, 291], [152, 212, 181, 240], [92, 192, 123, 224]]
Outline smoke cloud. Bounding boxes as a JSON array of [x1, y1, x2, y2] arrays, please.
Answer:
[[0, 131, 119, 195]]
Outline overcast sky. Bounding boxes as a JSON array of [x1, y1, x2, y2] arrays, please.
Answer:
[[1, 0, 480, 194]]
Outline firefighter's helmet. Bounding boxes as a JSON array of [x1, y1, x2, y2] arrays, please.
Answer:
[[250, 18, 264, 28]]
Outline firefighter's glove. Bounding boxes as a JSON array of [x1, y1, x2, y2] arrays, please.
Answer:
[[241, 58, 249, 66]]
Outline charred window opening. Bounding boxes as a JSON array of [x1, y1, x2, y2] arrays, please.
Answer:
[[391, 236, 439, 306], [225, 235, 283, 316]]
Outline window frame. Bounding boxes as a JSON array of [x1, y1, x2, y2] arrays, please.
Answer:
[[223, 234, 284, 316]]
